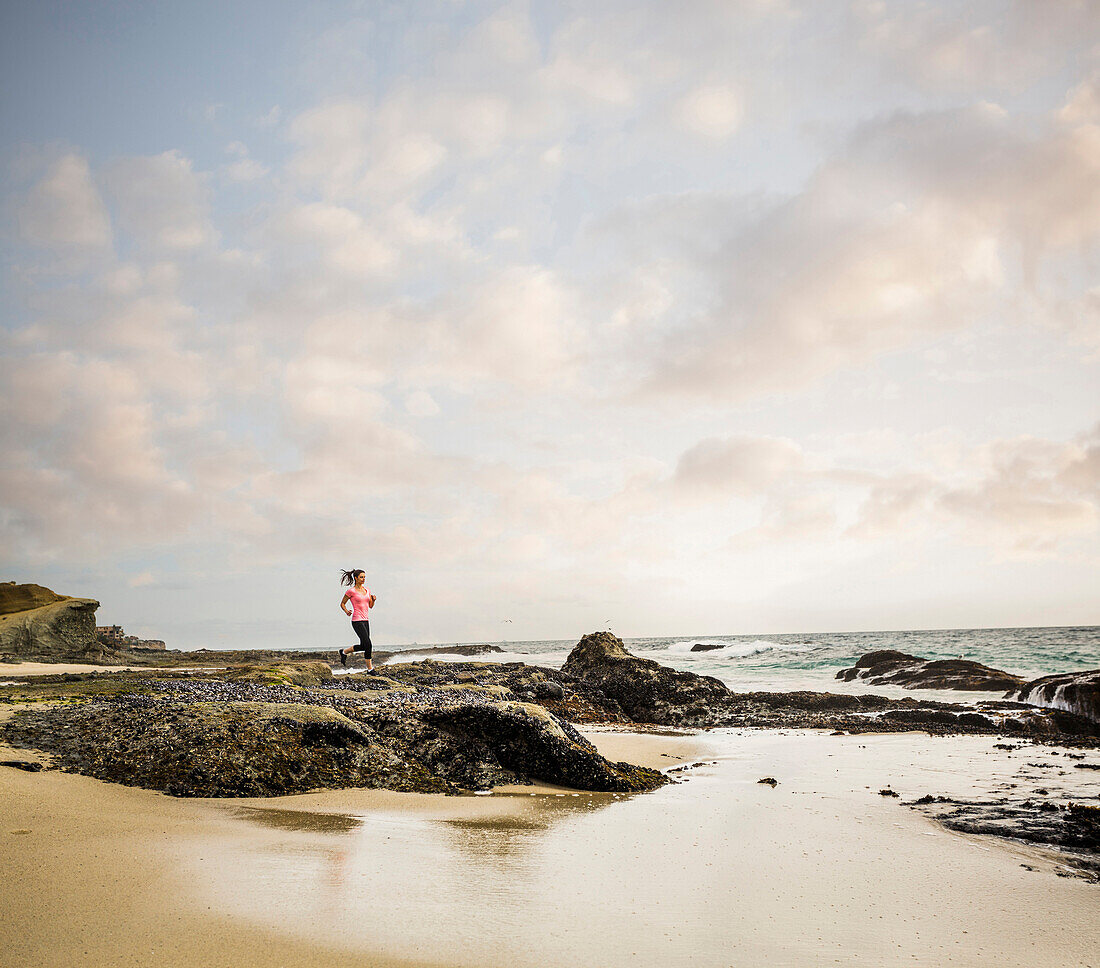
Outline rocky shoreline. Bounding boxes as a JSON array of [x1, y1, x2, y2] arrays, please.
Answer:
[[3, 630, 1099, 878]]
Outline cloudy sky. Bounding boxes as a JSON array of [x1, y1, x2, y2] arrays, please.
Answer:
[[2, 0, 1098, 649]]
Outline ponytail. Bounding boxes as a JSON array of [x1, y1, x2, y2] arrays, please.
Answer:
[[340, 569, 364, 587]]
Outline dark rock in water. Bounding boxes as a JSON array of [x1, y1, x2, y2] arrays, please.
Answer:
[[912, 796, 1100, 879], [882, 709, 991, 728], [689, 643, 725, 652], [1012, 670, 1100, 724], [378, 643, 506, 660], [0, 582, 105, 662], [757, 776, 778, 786], [879, 788, 899, 797], [836, 651, 1024, 692], [562, 631, 730, 726], [740, 690, 891, 712]]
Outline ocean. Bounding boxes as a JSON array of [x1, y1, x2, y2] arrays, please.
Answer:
[[371, 626, 1100, 703]]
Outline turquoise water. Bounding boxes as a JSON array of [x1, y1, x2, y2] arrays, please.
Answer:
[[378, 626, 1100, 695]]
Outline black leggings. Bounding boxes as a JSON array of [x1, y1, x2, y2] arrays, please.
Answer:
[[351, 620, 372, 658]]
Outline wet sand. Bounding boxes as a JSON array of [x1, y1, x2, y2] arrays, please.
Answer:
[[0, 661, 225, 677], [2, 729, 1097, 968], [0, 727, 703, 968]]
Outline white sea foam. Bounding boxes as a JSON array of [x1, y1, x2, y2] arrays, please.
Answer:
[[380, 649, 571, 667], [664, 639, 813, 658], [1018, 680, 1099, 722]]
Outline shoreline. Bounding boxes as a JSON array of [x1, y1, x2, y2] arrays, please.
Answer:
[[1, 630, 1096, 966]]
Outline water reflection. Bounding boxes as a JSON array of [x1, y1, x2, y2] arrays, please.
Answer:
[[180, 734, 1100, 968], [434, 792, 622, 860], [233, 807, 363, 834]]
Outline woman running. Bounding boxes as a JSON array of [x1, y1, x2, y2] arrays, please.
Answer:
[[338, 569, 377, 670]]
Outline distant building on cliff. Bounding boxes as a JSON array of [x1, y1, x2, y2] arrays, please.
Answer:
[[96, 625, 166, 650]]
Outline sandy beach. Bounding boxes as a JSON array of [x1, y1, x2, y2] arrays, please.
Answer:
[[3, 726, 1097, 968], [0, 662, 226, 678], [0, 723, 702, 968]]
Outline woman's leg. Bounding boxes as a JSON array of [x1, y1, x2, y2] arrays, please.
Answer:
[[360, 621, 373, 670], [352, 620, 373, 670]]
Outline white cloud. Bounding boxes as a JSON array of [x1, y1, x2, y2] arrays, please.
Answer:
[[852, 0, 1100, 93], [608, 102, 1100, 400], [221, 143, 270, 184], [289, 98, 448, 202], [676, 84, 743, 139], [419, 265, 582, 388], [17, 153, 111, 249], [3, 0, 1098, 639], [266, 202, 396, 276], [103, 150, 216, 250], [1060, 70, 1100, 124], [404, 390, 440, 417], [673, 435, 805, 497], [662, 428, 1100, 557]]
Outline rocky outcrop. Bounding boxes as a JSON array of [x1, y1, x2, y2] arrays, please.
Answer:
[[1013, 671, 1100, 723], [1, 668, 666, 797], [562, 631, 731, 726], [0, 583, 104, 661], [5, 699, 414, 798], [375, 659, 629, 722], [910, 793, 1100, 880], [556, 634, 1094, 737], [373, 700, 659, 792], [836, 650, 1025, 691]]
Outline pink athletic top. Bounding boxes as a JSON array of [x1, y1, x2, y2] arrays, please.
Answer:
[[345, 586, 372, 621]]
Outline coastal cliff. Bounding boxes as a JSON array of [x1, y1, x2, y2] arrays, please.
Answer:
[[0, 582, 104, 662]]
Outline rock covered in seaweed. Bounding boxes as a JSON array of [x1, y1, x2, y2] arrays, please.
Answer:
[[562, 631, 731, 726], [2, 671, 666, 797], [836, 650, 1025, 692]]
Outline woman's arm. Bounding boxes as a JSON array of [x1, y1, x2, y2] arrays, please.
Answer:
[[369, 593, 377, 607], [340, 592, 352, 616]]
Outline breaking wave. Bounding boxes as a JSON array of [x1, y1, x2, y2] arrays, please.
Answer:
[[664, 639, 815, 659]]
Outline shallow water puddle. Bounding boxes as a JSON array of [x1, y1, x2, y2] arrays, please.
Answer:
[[232, 806, 363, 834], [176, 732, 1099, 968]]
